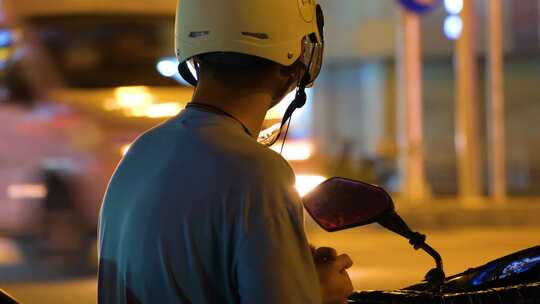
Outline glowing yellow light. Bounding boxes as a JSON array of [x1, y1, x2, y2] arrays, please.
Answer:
[[0, 237, 22, 265], [295, 175, 326, 197], [143, 103, 182, 118], [104, 86, 182, 118], [7, 184, 47, 200], [105, 86, 152, 111], [0, 48, 10, 61], [271, 141, 313, 161], [116, 86, 153, 108], [121, 144, 132, 156]]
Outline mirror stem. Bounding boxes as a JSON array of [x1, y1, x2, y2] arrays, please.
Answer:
[[378, 211, 445, 288], [420, 243, 443, 270]]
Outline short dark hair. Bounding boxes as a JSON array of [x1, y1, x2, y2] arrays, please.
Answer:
[[197, 52, 276, 80], [197, 52, 302, 83], [199, 52, 274, 69]]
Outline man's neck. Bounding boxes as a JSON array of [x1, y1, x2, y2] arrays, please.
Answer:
[[190, 82, 273, 137]]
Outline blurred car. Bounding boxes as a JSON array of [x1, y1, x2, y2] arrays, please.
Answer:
[[0, 0, 193, 259]]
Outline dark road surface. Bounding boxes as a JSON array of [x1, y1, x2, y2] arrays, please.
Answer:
[[1, 225, 539, 303]]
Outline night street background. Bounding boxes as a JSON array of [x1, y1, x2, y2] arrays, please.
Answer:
[[2, 0, 540, 303]]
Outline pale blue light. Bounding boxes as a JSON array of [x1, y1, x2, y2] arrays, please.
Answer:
[[444, 0, 463, 15], [0, 30, 13, 47], [156, 58, 178, 78], [156, 56, 193, 86], [444, 15, 463, 40]]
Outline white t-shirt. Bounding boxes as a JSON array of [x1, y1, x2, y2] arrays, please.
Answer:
[[98, 107, 322, 304]]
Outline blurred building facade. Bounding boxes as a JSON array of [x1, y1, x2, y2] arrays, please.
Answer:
[[309, 0, 540, 195]]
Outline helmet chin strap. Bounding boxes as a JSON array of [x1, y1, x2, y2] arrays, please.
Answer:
[[266, 71, 310, 147], [283, 73, 309, 124]]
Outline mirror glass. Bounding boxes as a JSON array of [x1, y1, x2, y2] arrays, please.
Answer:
[[302, 177, 394, 232]]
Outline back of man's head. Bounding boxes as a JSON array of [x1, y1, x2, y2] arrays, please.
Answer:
[[198, 53, 276, 82], [197, 52, 305, 89]]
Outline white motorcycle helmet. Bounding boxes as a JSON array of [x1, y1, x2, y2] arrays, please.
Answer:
[[175, 0, 325, 145], [175, 0, 325, 88]]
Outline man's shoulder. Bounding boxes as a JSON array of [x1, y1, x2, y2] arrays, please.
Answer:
[[223, 139, 296, 185], [130, 117, 295, 185]]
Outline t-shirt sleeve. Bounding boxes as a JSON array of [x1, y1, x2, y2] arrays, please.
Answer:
[[234, 185, 322, 304]]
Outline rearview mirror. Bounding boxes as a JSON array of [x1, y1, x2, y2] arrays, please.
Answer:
[[302, 177, 394, 232], [303, 177, 446, 289]]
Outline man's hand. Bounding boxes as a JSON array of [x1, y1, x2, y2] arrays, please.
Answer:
[[311, 246, 354, 304]]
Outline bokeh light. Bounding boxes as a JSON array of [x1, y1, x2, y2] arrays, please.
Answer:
[[444, 15, 463, 40], [444, 0, 464, 15]]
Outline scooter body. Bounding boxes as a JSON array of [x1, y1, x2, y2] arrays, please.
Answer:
[[350, 245, 540, 303], [302, 177, 540, 303]]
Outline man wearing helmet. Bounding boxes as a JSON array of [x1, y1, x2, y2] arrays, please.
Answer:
[[98, 0, 353, 303]]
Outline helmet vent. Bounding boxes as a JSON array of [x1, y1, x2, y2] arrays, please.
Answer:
[[189, 31, 210, 38], [241, 32, 269, 40]]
